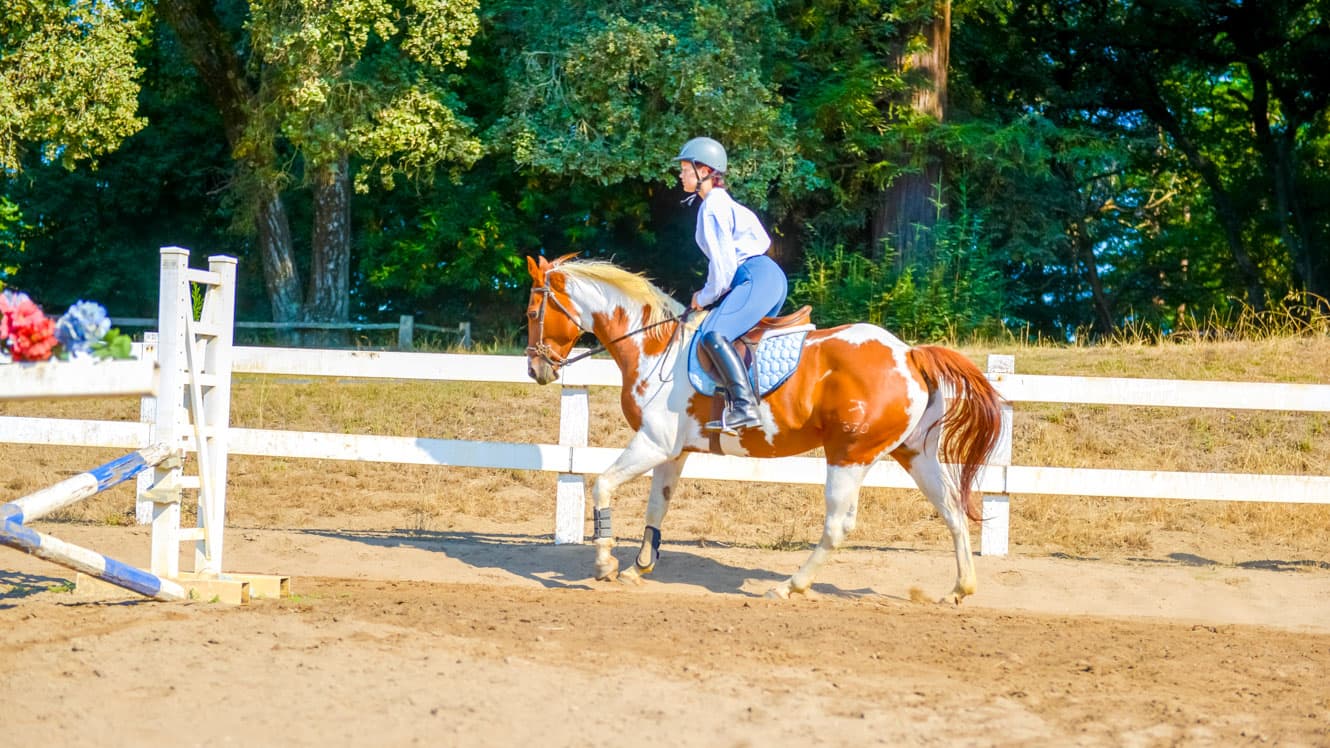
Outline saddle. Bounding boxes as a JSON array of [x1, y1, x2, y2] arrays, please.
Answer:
[[738, 305, 813, 349], [687, 305, 815, 399]]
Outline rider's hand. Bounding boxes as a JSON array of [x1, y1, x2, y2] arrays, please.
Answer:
[[690, 292, 704, 311]]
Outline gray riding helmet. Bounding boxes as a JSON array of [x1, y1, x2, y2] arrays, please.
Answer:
[[673, 137, 727, 174]]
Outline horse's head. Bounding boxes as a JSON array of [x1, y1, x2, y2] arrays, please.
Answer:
[[525, 253, 584, 385]]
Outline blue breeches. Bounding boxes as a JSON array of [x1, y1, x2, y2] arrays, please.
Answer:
[[698, 255, 788, 342]]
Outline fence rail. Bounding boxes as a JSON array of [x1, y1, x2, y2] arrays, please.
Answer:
[[3, 346, 1328, 554], [115, 316, 471, 350]]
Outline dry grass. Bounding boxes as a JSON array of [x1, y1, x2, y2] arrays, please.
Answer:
[[2, 335, 1327, 566]]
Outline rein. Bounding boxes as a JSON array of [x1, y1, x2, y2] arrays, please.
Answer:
[[526, 281, 683, 369]]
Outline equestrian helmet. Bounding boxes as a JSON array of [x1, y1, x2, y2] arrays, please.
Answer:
[[673, 137, 727, 174]]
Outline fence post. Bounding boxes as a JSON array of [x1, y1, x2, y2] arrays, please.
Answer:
[[195, 255, 237, 576], [981, 354, 1014, 556], [398, 315, 414, 351], [555, 349, 589, 544], [149, 247, 190, 578], [135, 332, 160, 525], [459, 321, 472, 350]]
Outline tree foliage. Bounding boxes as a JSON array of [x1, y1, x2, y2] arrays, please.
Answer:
[[0, 18, 244, 314], [244, 0, 484, 189], [951, 0, 1330, 334], [0, 0, 147, 172], [489, 0, 816, 205], [1, 0, 1326, 344]]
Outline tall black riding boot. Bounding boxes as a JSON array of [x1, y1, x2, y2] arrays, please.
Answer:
[[700, 331, 761, 434]]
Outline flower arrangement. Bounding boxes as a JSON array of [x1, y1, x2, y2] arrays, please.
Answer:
[[0, 291, 133, 363]]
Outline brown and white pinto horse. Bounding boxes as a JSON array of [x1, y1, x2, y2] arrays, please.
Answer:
[[525, 254, 1004, 603]]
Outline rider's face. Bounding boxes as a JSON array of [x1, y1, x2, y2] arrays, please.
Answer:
[[679, 162, 709, 194]]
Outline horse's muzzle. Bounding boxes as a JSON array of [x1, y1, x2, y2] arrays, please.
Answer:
[[528, 357, 559, 385]]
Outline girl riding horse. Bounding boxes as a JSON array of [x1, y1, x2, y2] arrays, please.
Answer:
[[674, 137, 787, 435]]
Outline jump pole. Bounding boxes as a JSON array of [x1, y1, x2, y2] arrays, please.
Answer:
[[0, 444, 187, 601]]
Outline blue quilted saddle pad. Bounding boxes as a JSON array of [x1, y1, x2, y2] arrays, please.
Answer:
[[687, 328, 810, 397]]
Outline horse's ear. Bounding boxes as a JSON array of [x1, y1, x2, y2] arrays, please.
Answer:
[[551, 251, 580, 267], [526, 255, 545, 282]]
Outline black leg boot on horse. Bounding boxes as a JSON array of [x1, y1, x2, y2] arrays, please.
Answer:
[[700, 330, 761, 434]]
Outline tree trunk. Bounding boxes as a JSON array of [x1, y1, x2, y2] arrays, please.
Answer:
[[1071, 216, 1115, 336], [872, 167, 941, 268], [157, 0, 303, 325], [256, 192, 302, 323], [873, 0, 950, 270], [306, 157, 352, 345]]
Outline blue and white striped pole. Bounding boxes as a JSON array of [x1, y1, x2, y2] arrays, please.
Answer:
[[0, 443, 174, 525], [0, 520, 186, 601], [0, 444, 186, 601]]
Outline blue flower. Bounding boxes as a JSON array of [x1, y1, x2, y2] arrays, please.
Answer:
[[1, 289, 32, 308], [55, 300, 112, 357]]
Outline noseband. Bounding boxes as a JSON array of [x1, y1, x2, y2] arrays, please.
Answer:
[[526, 275, 682, 371]]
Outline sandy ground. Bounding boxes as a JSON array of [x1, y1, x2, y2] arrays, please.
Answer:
[[2, 520, 1328, 747]]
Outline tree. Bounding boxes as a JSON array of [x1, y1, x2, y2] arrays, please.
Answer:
[[874, 0, 951, 268], [486, 0, 817, 282], [0, 197, 21, 288], [159, 0, 483, 331], [1, 0, 146, 173], [956, 0, 1330, 318], [490, 0, 809, 199], [1, 17, 245, 315], [1127, 0, 1330, 306]]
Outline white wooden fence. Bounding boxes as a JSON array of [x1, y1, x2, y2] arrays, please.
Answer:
[[114, 315, 472, 350], [2, 346, 1328, 555]]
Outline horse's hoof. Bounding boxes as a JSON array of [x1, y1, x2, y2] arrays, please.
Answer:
[[764, 586, 790, 600], [594, 559, 620, 582], [939, 589, 969, 606], [617, 567, 646, 587]]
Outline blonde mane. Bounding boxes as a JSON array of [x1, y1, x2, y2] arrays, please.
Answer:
[[555, 259, 684, 326]]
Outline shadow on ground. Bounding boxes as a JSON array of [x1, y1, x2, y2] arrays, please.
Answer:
[[296, 528, 887, 600], [0, 569, 70, 607]]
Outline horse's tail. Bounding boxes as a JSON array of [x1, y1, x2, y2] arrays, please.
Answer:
[[906, 345, 1005, 522]]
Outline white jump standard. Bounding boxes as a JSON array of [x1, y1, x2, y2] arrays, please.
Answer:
[[0, 247, 286, 603]]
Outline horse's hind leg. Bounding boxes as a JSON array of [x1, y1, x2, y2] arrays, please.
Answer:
[[897, 447, 977, 604], [618, 454, 687, 586], [767, 463, 869, 599]]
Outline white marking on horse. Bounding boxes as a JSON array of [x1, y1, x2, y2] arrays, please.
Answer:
[[755, 401, 779, 445], [829, 323, 909, 349], [841, 399, 870, 434]]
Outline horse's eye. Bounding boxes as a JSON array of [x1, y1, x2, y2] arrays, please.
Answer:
[[527, 310, 538, 319]]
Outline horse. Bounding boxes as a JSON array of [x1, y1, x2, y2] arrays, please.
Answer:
[[525, 254, 1004, 603]]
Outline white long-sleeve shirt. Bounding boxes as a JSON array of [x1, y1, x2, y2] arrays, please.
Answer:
[[694, 188, 772, 307]]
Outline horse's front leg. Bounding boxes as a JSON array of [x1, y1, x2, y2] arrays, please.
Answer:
[[618, 454, 688, 586], [591, 433, 672, 582]]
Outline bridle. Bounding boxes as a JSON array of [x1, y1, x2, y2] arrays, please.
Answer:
[[525, 280, 586, 368], [525, 275, 683, 371]]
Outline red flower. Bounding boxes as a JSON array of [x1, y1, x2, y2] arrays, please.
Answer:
[[1, 292, 57, 361]]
